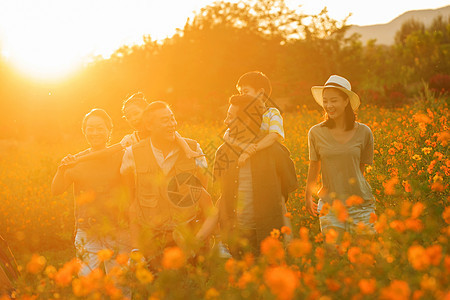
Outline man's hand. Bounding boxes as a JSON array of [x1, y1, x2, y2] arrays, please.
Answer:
[[58, 154, 77, 169], [243, 143, 257, 156]]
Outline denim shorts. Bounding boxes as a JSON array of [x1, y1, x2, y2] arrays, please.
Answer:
[[317, 199, 376, 234]]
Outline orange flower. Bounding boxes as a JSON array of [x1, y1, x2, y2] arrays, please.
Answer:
[[444, 255, 450, 273], [54, 258, 81, 287], [389, 220, 406, 233], [383, 177, 398, 195], [315, 247, 325, 260], [225, 258, 236, 274], [26, 254, 46, 274], [408, 245, 430, 271], [393, 142, 404, 150], [413, 113, 432, 124], [325, 228, 339, 244], [261, 237, 285, 264], [54, 267, 73, 287], [332, 200, 348, 222], [374, 214, 388, 233], [264, 266, 299, 300], [97, 249, 114, 262], [411, 202, 425, 219], [369, 212, 378, 224], [420, 274, 437, 291], [380, 280, 411, 300], [115, 253, 128, 265], [443, 206, 450, 224], [347, 247, 361, 263], [284, 212, 293, 219], [404, 218, 423, 232], [425, 244, 442, 266], [346, 195, 364, 206], [359, 278, 376, 295], [288, 239, 312, 257], [299, 227, 309, 239], [237, 271, 254, 289], [281, 226, 292, 235], [437, 131, 450, 146], [388, 148, 396, 155], [325, 278, 341, 291], [402, 181, 412, 193], [162, 247, 186, 270], [431, 182, 444, 192], [359, 253, 375, 266]]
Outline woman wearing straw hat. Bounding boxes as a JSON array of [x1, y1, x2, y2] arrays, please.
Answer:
[[304, 75, 376, 243]]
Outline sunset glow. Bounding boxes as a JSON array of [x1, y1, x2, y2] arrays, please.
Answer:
[[0, 0, 448, 79]]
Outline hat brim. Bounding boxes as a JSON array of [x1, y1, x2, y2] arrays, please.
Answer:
[[311, 86, 360, 111]]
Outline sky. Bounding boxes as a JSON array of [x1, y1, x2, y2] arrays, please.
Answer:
[[0, 0, 448, 79]]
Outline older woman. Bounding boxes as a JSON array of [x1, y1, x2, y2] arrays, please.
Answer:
[[214, 94, 297, 256], [305, 75, 376, 243], [51, 108, 130, 276]]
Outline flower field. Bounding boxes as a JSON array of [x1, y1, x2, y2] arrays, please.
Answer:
[[0, 90, 448, 299]]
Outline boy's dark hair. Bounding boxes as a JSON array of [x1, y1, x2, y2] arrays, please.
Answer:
[[82, 108, 113, 134], [321, 87, 356, 131], [122, 92, 149, 113], [236, 71, 272, 98]]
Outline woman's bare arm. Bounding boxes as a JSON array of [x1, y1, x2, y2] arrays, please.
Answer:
[[305, 160, 321, 216]]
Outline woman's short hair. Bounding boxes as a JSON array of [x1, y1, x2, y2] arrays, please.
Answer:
[[82, 108, 113, 133]]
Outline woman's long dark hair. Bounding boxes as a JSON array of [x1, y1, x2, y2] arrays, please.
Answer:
[[321, 87, 356, 131]]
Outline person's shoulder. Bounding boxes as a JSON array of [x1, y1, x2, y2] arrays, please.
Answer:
[[309, 122, 326, 135], [357, 122, 373, 134]]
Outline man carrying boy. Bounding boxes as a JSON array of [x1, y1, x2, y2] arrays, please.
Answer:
[[223, 71, 285, 166], [214, 94, 297, 256]]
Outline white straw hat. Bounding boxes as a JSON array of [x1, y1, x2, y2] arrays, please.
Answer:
[[311, 75, 360, 111]]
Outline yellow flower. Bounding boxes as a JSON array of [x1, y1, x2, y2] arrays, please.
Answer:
[[421, 147, 432, 154], [412, 155, 422, 161], [136, 266, 154, 284]]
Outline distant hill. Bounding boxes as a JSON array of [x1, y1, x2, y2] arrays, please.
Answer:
[[346, 5, 450, 45]]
